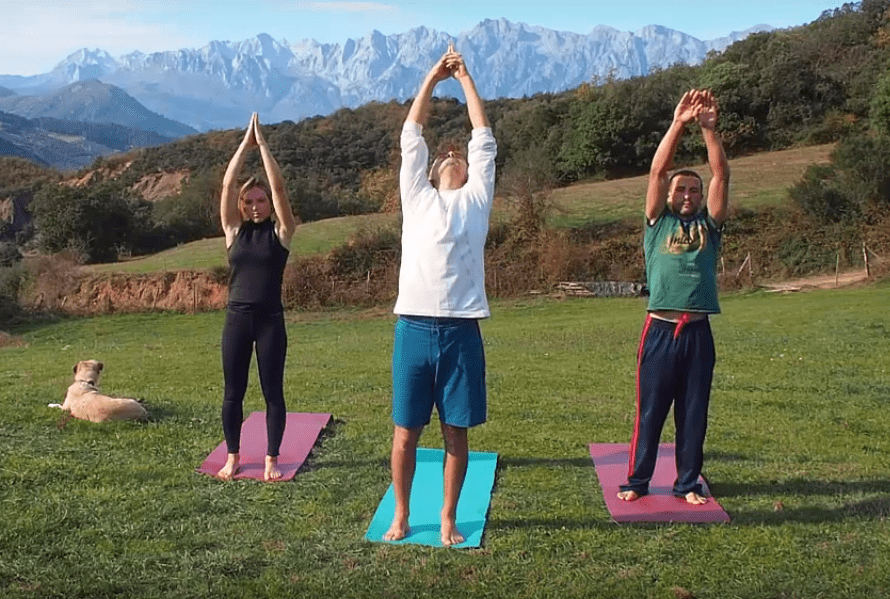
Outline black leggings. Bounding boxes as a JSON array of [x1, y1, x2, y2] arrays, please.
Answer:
[[221, 307, 287, 456]]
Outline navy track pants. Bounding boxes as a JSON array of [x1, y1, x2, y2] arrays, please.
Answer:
[[620, 314, 715, 496]]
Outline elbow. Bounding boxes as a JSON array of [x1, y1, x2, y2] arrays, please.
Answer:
[[222, 173, 239, 189], [649, 170, 666, 187]]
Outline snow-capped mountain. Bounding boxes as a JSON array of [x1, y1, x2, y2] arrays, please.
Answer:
[[0, 19, 771, 132]]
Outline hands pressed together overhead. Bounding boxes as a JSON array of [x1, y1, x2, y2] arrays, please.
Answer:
[[239, 111, 270, 149], [430, 41, 470, 82], [674, 89, 719, 130]]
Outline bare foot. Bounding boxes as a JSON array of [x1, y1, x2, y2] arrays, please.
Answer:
[[440, 514, 464, 547], [617, 490, 641, 501], [383, 514, 409, 541], [264, 456, 282, 482], [217, 453, 240, 480], [685, 491, 709, 505]]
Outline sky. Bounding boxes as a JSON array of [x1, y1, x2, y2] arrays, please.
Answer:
[[1, 0, 850, 76]]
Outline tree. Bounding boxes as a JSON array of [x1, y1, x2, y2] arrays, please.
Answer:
[[31, 182, 151, 263], [869, 68, 890, 136]]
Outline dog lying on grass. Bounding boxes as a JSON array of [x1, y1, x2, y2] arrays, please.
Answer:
[[49, 360, 148, 422]]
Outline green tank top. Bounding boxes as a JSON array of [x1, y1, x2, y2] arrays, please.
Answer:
[[644, 209, 722, 313]]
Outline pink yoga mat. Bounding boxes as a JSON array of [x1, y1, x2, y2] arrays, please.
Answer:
[[588, 443, 730, 523], [197, 411, 331, 481]]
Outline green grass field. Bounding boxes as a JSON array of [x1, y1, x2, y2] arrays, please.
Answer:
[[2, 280, 889, 598]]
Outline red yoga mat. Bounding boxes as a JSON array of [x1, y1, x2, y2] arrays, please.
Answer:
[[588, 443, 730, 523], [197, 411, 331, 481]]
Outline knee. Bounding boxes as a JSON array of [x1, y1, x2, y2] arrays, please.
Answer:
[[441, 425, 468, 454], [264, 393, 286, 412], [392, 426, 421, 452], [222, 392, 244, 407]]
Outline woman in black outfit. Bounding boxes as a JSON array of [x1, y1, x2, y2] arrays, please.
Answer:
[[218, 112, 298, 481]]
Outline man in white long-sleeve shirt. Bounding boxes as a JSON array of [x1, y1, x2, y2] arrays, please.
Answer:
[[385, 45, 497, 547]]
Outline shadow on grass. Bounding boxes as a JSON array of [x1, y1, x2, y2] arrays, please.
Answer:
[[724, 500, 890, 524], [714, 478, 890, 497], [714, 479, 890, 524], [296, 418, 392, 473], [144, 401, 178, 422]]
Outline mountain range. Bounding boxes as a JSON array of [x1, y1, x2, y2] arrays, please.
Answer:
[[0, 106, 177, 170], [0, 19, 771, 134]]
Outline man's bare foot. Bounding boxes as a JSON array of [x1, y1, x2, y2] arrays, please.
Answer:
[[217, 453, 240, 480], [440, 514, 464, 547], [617, 490, 641, 501], [264, 456, 282, 482], [383, 515, 409, 541], [685, 491, 709, 505]]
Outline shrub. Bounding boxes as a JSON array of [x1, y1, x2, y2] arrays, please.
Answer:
[[789, 133, 890, 223], [789, 164, 859, 223], [777, 235, 840, 276], [0, 264, 24, 322], [0, 241, 22, 267], [30, 182, 153, 263], [329, 226, 401, 279]]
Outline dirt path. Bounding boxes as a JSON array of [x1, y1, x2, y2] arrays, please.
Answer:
[[762, 269, 870, 292]]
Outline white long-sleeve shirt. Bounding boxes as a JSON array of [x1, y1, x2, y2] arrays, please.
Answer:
[[393, 121, 497, 318]]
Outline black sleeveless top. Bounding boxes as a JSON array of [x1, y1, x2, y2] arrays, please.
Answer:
[[226, 219, 289, 311]]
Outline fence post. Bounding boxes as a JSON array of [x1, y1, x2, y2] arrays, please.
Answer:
[[863, 242, 870, 278], [735, 253, 751, 278], [835, 253, 840, 287]]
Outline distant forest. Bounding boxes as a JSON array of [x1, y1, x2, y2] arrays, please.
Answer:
[[3, 0, 890, 263]]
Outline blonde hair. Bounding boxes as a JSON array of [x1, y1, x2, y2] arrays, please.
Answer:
[[238, 176, 272, 205], [236, 177, 275, 222]]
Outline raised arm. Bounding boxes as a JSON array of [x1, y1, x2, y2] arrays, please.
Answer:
[[406, 50, 453, 126], [646, 90, 703, 223], [697, 91, 730, 226], [221, 116, 257, 247], [447, 48, 489, 129], [252, 113, 298, 247]]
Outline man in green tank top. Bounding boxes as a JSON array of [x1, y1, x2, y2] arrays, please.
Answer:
[[617, 89, 730, 505]]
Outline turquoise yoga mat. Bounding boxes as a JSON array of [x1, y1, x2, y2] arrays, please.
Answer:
[[365, 447, 498, 548]]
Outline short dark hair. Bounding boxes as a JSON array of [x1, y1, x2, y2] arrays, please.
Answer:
[[669, 169, 703, 192]]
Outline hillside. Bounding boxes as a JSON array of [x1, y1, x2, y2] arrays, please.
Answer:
[[87, 144, 834, 274], [0, 109, 177, 170], [6, 2, 888, 281], [0, 79, 196, 138], [550, 144, 835, 226], [17, 140, 889, 318], [88, 213, 399, 274]]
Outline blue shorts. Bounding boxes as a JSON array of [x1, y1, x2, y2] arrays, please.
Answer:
[[392, 316, 487, 429]]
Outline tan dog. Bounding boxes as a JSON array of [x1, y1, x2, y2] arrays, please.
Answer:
[[55, 360, 148, 422]]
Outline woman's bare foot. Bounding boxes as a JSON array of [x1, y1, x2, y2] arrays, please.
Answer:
[[383, 514, 409, 541], [217, 453, 240, 480], [264, 455, 282, 482], [685, 491, 709, 505], [617, 490, 641, 501], [440, 515, 464, 547]]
